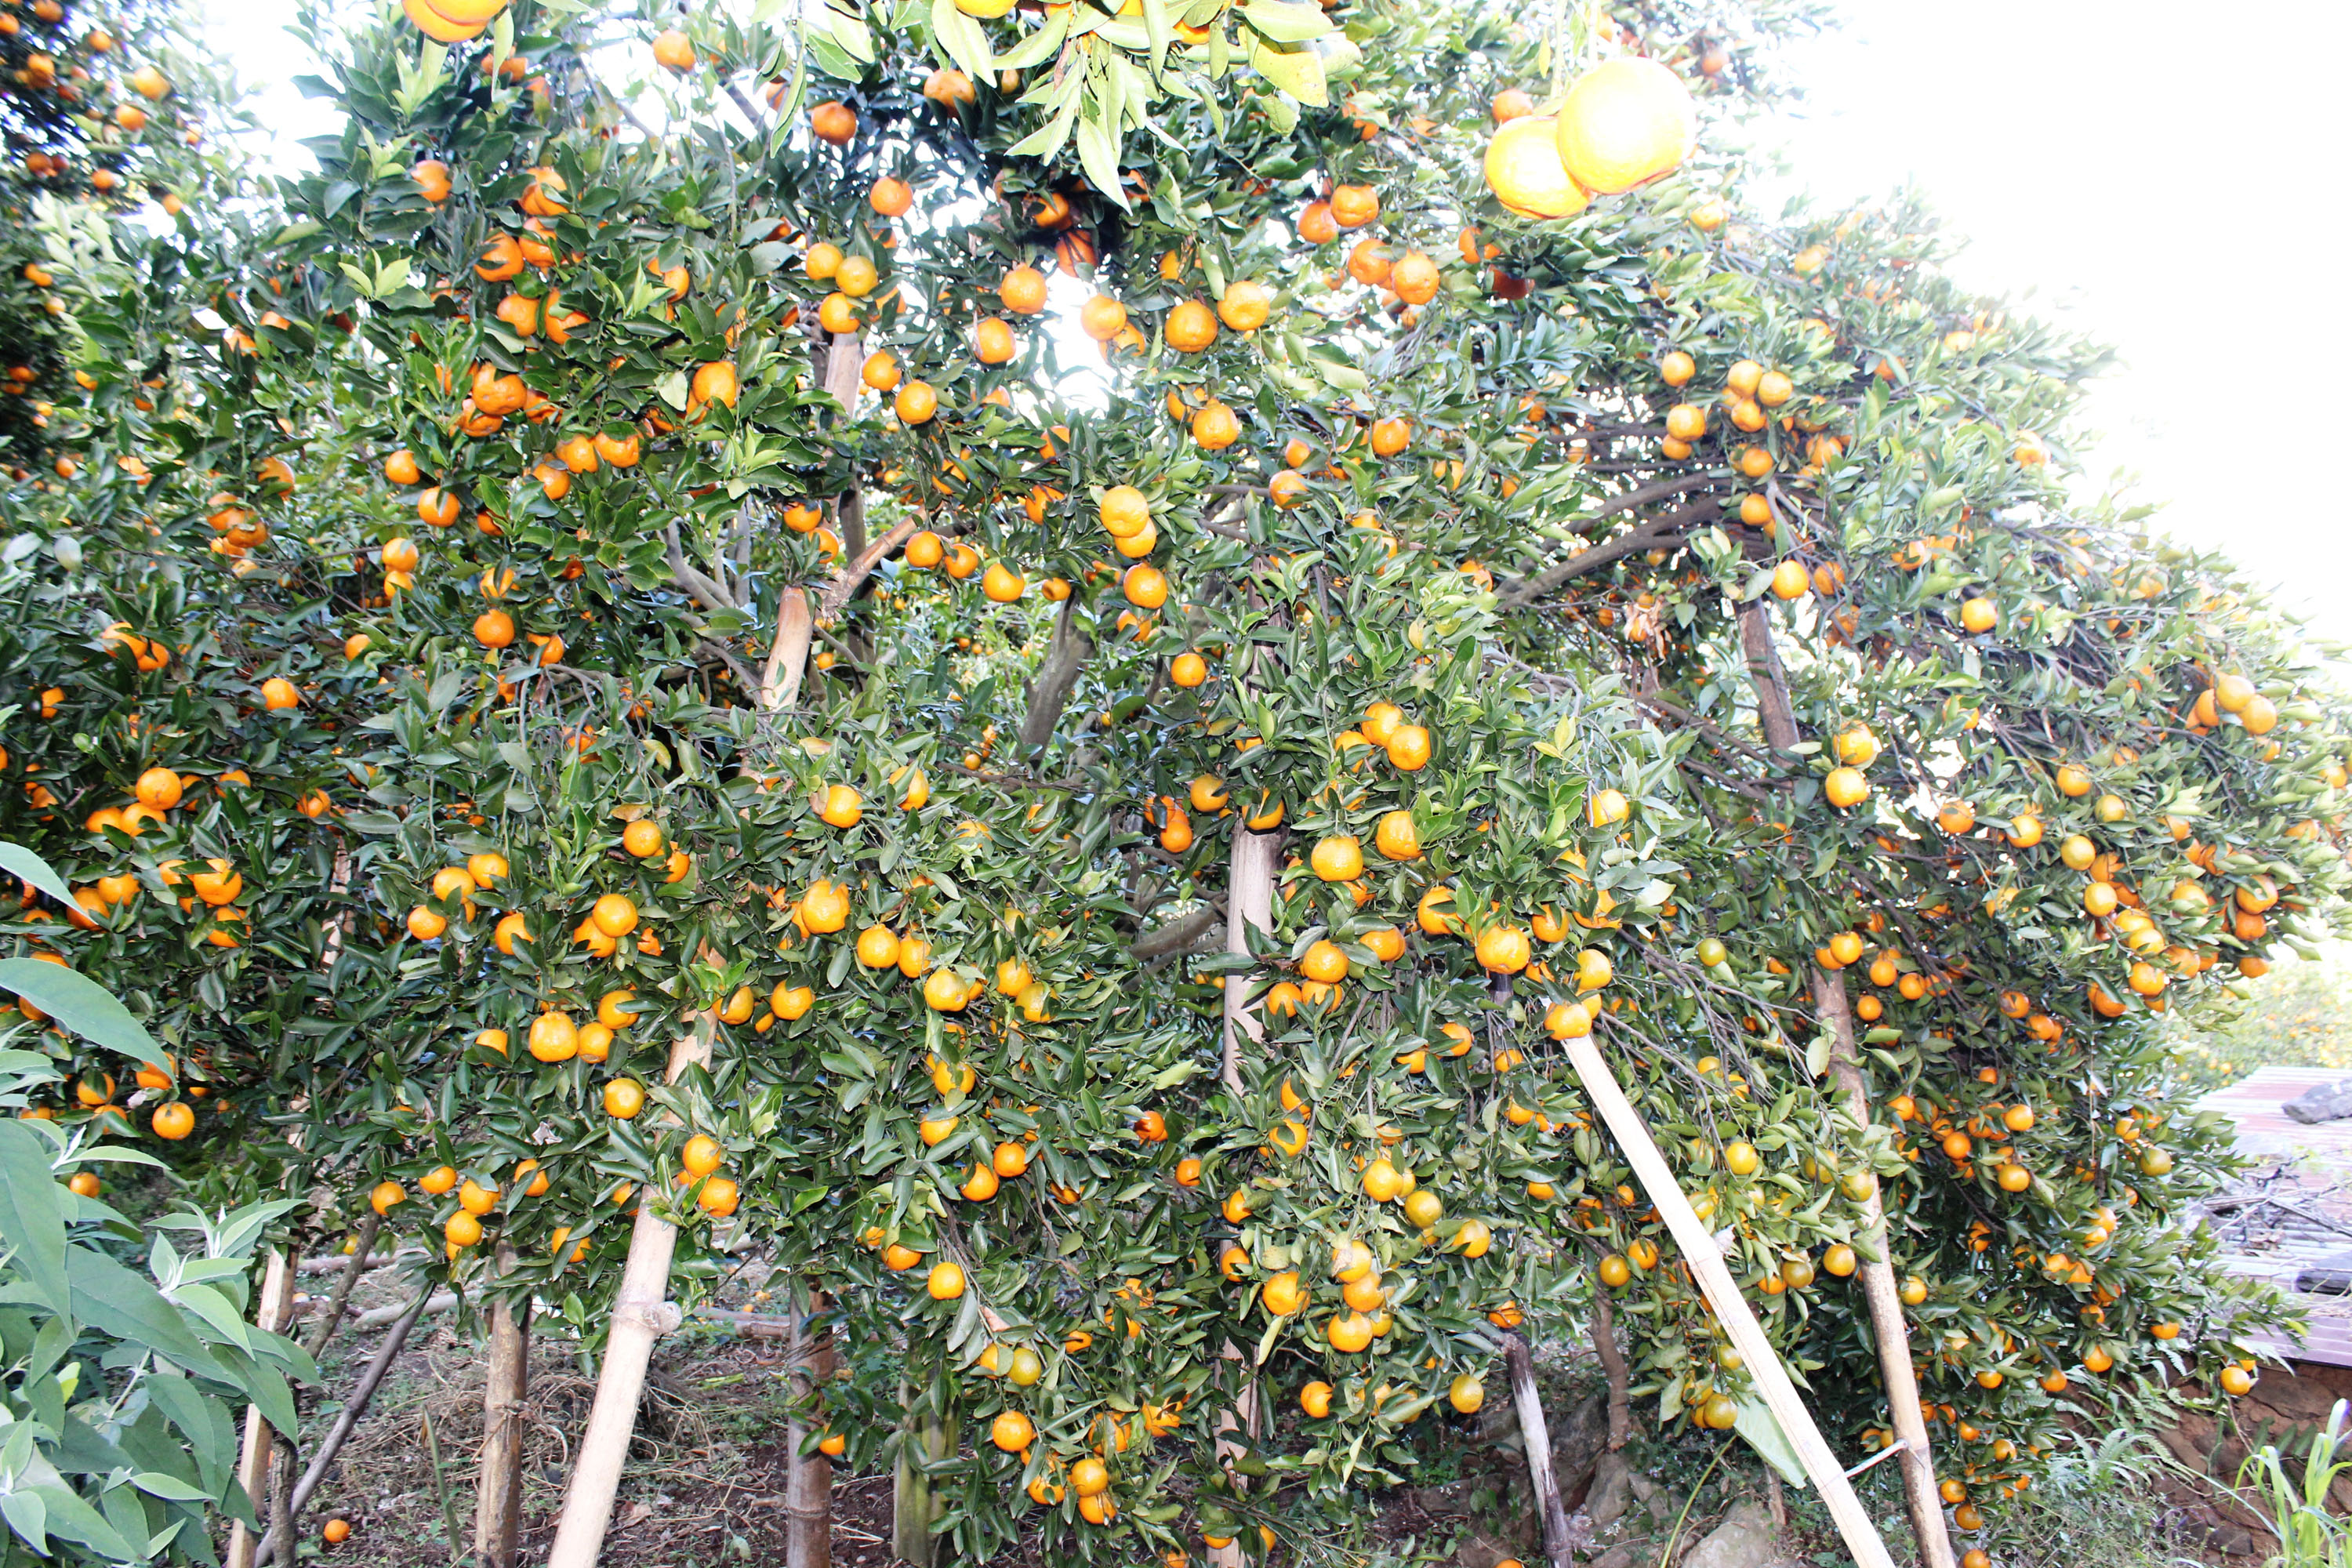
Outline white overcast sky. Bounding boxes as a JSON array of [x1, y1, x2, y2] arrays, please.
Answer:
[[202, 0, 2352, 641]]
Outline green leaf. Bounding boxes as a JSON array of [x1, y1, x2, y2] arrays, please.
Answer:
[[0, 1121, 68, 1316], [0, 1490, 46, 1556], [1237, 0, 1331, 42], [27, 1482, 139, 1562], [994, 6, 1070, 71], [129, 1471, 211, 1504], [66, 1247, 208, 1369], [165, 1282, 252, 1350], [1803, 1033, 1831, 1080], [1075, 97, 1131, 213], [1244, 35, 1326, 103], [1732, 1396, 1809, 1488], [0, 844, 76, 913], [0, 960, 168, 1071], [1005, 96, 1080, 162], [929, 0, 996, 82], [819, 2, 877, 63]]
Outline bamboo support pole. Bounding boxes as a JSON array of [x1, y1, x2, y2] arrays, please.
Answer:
[[1561, 1033, 1897, 1568]]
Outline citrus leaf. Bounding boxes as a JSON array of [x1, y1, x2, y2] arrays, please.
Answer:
[[0, 1120, 67, 1315], [0, 842, 76, 913], [0, 960, 168, 1071]]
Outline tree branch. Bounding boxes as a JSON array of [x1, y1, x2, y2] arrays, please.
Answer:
[[664, 521, 737, 614], [1017, 594, 1092, 750], [1131, 900, 1225, 961], [1497, 498, 1723, 609], [815, 514, 921, 624], [694, 638, 762, 693]]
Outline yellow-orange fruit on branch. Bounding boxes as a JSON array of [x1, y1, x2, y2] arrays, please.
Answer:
[[1484, 117, 1588, 220], [1552, 57, 1697, 195]]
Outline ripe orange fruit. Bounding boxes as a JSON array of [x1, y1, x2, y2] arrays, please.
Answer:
[[1553, 58, 1697, 193], [818, 785, 863, 828], [1217, 280, 1273, 332], [1190, 400, 1240, 448], [151, 1102, 194, 1140], [1385, 723, 1432, 771], [1167, 299, 1220, 352], [1122, 564, 1168, 609], [811, 100, 858, 144], [1171, 651, 1208, 688], [323, 1518, 352, 1545], [1473, 925, 1531, 974], [1079, 295, 1128, 341], [1330, 183, 1379, 227], [604, 1078, 645, 1119], [927, 1260, 967, 1299], [869, 176, 913, 216], [1000, 264, 1048, 314], [1484, 116, 1588, 220], [690, 360, 739, 411], [583, 894, 636, 937], [1389, 250, 1439, 304], [989, 1410, 1035, 1452], [1491, 87, 1535, 122]]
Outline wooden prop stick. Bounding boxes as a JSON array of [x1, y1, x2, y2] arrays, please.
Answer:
[[1561, 1033, 1897, 1568], [545, 1011, 718, 1568], [1737, 600, 1956, 1568]]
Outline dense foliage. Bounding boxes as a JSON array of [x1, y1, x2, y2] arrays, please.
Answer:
[[0, 0, 2343, 1562]]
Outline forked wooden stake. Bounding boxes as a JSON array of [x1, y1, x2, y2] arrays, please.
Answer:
[[1561, 1033, 1896, 1568]]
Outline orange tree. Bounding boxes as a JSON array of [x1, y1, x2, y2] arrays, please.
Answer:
[[0, 9, 383, 1228], [5, 0, 2348, 1563], [0, 0, 228, 463]]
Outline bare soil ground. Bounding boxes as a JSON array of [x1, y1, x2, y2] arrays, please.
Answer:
[[270, 1257, 2313, 1568]]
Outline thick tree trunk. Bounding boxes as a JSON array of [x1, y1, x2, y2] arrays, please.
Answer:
[[1017, 593, 1092, 750], [1737, 599, 1956, 1568], [474, 1247, 532, 1568], [1504, 1334, 1575, 1568], [544, 1012, 717, 1568], [785, 1286, 834, 1568], [225, 1248, 296, 1568]]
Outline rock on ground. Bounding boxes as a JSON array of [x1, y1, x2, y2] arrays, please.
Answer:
[[1680, 1498, 1781, 1568]]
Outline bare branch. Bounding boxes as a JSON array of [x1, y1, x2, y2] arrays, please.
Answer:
[[723, 79, 768, 132], [815, 514, 922, 623], [1497, 498, 1723, 608], [664, 521, 737, 614], [694, 638, 762, 693], [1018, 594, 1092, 750], [1132, 900, 1225, 961]]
